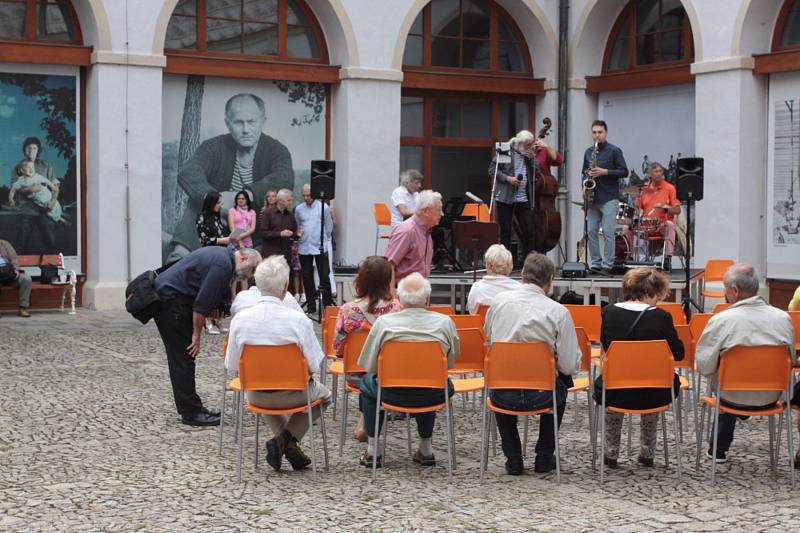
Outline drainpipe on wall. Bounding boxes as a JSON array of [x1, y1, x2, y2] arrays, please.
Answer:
[[557, 0, 570, 263]]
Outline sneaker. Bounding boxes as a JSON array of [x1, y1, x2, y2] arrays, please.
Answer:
[[205, 323, 221, 335], [706, 449, 728, 464], [637, 455, 654, 468], [298, 294, 307, 305], [505, 456, 524, 475], [533, 454, 556, 473], [282, 431, 311, 471], [603, 456, 619, 469]]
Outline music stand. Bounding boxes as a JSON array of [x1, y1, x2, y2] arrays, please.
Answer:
[[452, 221, 500, 283]]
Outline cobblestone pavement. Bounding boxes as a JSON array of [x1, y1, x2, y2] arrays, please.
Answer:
[[2, 309, 800, 532]]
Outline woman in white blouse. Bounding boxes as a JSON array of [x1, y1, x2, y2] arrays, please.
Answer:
[[467, 244, 522, 314]]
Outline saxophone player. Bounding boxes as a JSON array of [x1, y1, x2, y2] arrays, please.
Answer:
[[581, 120, 628, 275]]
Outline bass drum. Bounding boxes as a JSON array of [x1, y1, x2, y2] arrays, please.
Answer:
[[576, 231, 630, 263]]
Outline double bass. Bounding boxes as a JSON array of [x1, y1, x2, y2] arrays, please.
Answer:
[[532, 117, 562, 252]]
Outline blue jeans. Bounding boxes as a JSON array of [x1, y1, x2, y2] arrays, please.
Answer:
[[587, 199, 618, 269], [490, 379, 567, 458]]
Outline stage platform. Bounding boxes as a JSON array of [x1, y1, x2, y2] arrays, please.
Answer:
[[333, 267, 705, 311]]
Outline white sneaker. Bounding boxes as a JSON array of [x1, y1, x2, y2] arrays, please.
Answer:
[[299, 294, 307, 305], [205, 323, 221, 335]]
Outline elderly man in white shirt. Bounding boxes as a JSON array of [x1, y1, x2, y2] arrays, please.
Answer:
[[225, 255, 332, 472], [467, 244, 522, 314], [389, 169, 423, 226], [485, 252, 581, 476], [230, 272, 304, 315], [696, 263, 796, 464]]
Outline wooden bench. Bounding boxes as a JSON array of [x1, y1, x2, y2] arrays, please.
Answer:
[[13, 254, 78, 314]]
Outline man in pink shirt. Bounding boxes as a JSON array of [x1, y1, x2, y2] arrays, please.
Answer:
[[384, 190, 443, 280]]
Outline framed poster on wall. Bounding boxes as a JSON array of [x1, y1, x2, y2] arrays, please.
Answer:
[[0, 65, 81, 274]]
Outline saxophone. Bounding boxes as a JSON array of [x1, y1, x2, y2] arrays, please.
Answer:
[[583, 141, 598, 204]]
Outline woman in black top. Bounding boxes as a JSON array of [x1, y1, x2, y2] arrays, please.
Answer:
[[196, 191, 235, 247], [595, 267, 684, 468]]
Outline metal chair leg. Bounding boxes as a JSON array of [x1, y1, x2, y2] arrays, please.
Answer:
[[307, 388, 317, 479], [236, 393, 245, 483], [661, 411, 669, 468], [372, 387, 383, 481], [338, 383, 348, 457], [522, 416, 529, 458], [710, 402, 720, 487], [671, 400, 682, 482], [254, 415, 260, 469], [331, 374, 339, 421], [444, 399, 453, 484], [553, 388, 561, 483], [405, 414, 412, 457], [479, 390, 489, 482], [627, 414, 633, 457], [320, 401, 329, 469], [218, 372, 228, 455], [769, 414, 776, 478]]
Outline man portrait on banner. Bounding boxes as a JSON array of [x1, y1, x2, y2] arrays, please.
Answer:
[[168, 92, 295, 260]]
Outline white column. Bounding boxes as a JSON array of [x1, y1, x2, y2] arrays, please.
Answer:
[[330, 72, 402, 266], [693, 65, 767, 272], [83, 63, 163, 309]]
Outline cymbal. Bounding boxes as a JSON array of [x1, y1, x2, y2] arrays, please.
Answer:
[[621, 185, 643, 196]]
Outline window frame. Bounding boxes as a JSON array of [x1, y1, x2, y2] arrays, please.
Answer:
[[754, 0, 800, 75], [0, 0, 88, 65], [772, 0, 800, 52]]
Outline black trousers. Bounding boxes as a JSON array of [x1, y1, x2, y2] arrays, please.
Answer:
[[299, 252, 333, 309], [496, 201, 534, 263], [153, 298, 204, 416], [16, 212, 56, 254]]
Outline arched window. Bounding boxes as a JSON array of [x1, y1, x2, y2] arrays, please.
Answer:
[[400, 0, 541, 201], [774, 0, 800, 50], [604, 0, 693, 72], [0, 0, 80, 43], [165, 0, 326, 63]]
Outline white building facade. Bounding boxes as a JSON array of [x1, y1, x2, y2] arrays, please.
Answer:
[[0, 0, 797, 309]]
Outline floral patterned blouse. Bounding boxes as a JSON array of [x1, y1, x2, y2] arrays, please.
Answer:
[[333, 297, 402, 357], [196, 213, 225, 247]]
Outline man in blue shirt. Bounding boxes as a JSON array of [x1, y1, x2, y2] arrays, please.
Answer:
[[153, 245, 261, 426], [582, 120, 628, 275], [294, 184, 333, 314]]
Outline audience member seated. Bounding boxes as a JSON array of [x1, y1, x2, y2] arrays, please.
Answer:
[[333, 256, 402, 442], [594, 267, 684, 469], [356, 272, 458, 467], [0, 239, 32, 317], [225, 255, 332, 472], [466, 244, 521, 314], [484, 253, 581, 475], [696, 263, 796, 464], [230, 268, 303, 316]]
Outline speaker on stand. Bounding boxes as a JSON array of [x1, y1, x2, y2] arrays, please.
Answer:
[[309, 160, 335, 323], [676, 157, 704, 321]]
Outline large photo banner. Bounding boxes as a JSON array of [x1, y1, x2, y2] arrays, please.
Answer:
[[0, 71, 79, 270], [161, 74, 326, 261]]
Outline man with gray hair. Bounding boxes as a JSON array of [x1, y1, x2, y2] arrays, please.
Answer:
[[385, 189, 443, 280], [485, 252, 581, 475], [390, 169, 423, 226], [696, 263, 796, 463], [168, 92, 295, 259], [225, 255, 331, 472], [355, 272, 459, 467], [259, 188, 297, 267]]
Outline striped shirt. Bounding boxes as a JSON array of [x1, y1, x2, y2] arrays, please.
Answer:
[[512, 150, 528, 203], [230, 157, 254, 191]]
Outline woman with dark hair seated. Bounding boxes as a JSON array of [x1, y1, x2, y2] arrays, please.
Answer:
[[333, 256, 401, 441], [595, 267, 684, 468]]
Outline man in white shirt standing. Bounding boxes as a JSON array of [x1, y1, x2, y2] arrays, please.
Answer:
[[295, 183, 334, 314], [225, 255, 332, 472], [696, 263, 796, 464], [389, 170, 423, 226], [467, 244, 522, 314], [485, 252, 581, 475]]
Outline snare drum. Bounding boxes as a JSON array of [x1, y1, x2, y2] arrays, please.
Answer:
[[639, 217, 661, 231], [616, 202, 636, 225]]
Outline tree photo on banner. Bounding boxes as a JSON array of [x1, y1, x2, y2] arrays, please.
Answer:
[[0, 72, 79, 266], [161, 74, 326, 261]]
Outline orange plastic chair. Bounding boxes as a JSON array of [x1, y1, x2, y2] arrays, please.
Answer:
[[700, 259, 734, 305], [236, 344, 329, 481], [479, 341, 562, 482], [450, 314, 483, 330], [567, 327, 594, 432], [564, 304, 602, 343], [321, 313, 344, 420], [689, 313, 713, 341], [337, 328, 370, 457], [712, 302, 730, 314], [218, 334, 241, 455], [697, 345, 793, 486], [476, 304, 490, 325], [789, 311, 800, 351], [373, 340, 455, 481], [450, 327, 486, 396], [461, 203, 490, 222], [373, 203, 393, 254], [427, 305, 455, 315], [674, 324, 698, 435], [594, 340, 682, 483], [656, 302, 687, 325]]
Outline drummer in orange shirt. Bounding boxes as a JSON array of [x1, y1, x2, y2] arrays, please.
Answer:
[[625, 162, 681, 270]]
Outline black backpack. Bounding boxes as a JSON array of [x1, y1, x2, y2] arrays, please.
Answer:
[[125, 260, 178, 324]]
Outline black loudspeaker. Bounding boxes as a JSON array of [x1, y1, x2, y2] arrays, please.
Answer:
[[676, 157, 703, 202], [561, 262, 586, 279], [310, 160, 335, 200]]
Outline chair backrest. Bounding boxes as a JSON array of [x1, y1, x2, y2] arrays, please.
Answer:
[[656, 302, 687, 325], [789, 311, 800, 348], [427, 305, 455, 315], [221, 333, 229, 359], [461, 203, 490, 222], [373, 203, 392, 226], [484, 342, 555, 391], [342, 328, 370, 374], [717, 345, 791, 392], [703, 259, 734, 283], [476, 304, 490, 323], [453, 327, 486, 371], [376, 340, 448, 389], [688, 312, 713, 341], [323, 305, 340, 322], [238, 344, 308, 392], [451, 314, 483, 329], [563, 304, 602, 342], [574, 327, 591, 373], [603, 340, 674, 390], [322, 315, 337, 357], [674, 324, 694, 370], [712, 302, 730, 314]]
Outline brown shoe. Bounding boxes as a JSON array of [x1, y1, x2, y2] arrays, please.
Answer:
[[282, 430, 311, 471], [413, 449, 436, 466], [265, 434, 286, 471], [18, 308, 30, 318], [637, 455, 654, 468]]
